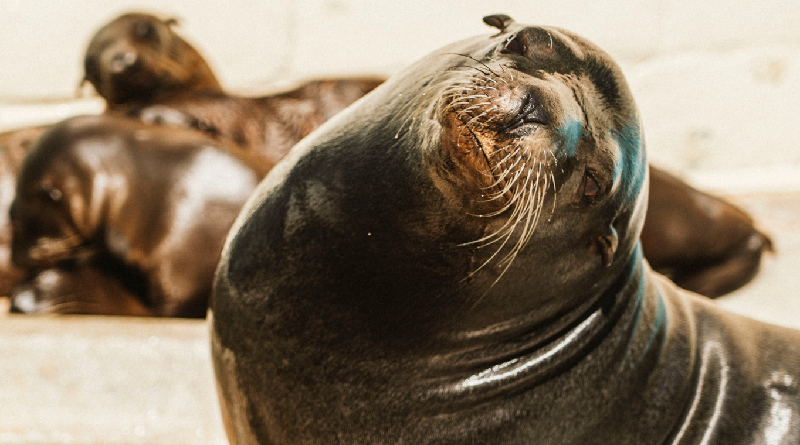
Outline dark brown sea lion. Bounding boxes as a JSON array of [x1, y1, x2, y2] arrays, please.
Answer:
[[211, 15, 800, 445], [9, 262, 152, 317], [10, 114, 268, 317], [81, 12, 382, 165], [0, 12, 225, 306], [83, 12, 223, 107], [643, 166, 773, 297]]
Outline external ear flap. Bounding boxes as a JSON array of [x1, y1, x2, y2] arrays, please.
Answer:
[[483, 14, 514, 32], [595, 226, 618, 267], [164, 17, 180, 27]]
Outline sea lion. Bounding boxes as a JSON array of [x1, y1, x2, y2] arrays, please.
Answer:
[[83, 12, 223, 107], [10, 114, 268, 317], [211, 15, 800, 445], [643, 166, 773, 297], [9, 262, 152, 317]]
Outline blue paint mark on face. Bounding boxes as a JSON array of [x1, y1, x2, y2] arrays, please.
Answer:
[[611, 121, 646, 198], [558, 117, 584, 158]]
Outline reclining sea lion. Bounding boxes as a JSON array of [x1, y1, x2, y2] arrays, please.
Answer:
[[10, 115, 268, 317]]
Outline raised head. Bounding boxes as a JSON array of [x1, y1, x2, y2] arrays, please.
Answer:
[[212, 16, 649, 444], [83, 12, 222, 106]]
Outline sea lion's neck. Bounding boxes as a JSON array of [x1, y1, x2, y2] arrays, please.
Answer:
[[416, 246, 649, 408]]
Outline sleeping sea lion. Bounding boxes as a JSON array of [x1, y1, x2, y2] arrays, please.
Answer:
[[10, 114, 268, 317]]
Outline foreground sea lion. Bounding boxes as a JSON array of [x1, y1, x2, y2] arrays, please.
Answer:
[[211, 15, 800, 444], [83, 12, 223, 107], [10, 115, 268, 317]]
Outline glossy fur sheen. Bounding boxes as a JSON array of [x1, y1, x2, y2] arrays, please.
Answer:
[[10, 115, 268, 317], [83, 12, 223, 107], [212, 16, 800, 444]]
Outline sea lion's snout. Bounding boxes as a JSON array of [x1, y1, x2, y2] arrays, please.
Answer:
[[83, 12, 222, 105], [109, 49, 139, 74]]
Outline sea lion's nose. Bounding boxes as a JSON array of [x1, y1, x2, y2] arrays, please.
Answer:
[[110, 51, 138, 74]]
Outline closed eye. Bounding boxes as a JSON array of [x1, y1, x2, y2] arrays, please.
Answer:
[[506, 93, 546, 130], [133, 20, 158, 41], [502, 34, 527, 56]]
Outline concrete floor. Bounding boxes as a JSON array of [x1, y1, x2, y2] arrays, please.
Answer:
[[0, 315, 226, 445], [0, 191, 797, 445]]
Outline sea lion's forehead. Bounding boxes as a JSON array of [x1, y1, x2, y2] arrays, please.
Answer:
[[426, 24, 596, 77]]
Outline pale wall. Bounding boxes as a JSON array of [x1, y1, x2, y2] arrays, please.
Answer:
[[1, 0, 800, 188]]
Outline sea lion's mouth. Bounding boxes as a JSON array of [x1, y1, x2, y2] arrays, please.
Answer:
[[455, 115, 509, 201], [437, 88, 560, 282]]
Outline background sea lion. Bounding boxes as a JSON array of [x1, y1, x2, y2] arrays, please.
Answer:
[[82, 12, 223, 108], [10, 114, 268, 317], [0, 12, 225, 307], [643, 166, 774, 297], [211, 15, 800, 444]]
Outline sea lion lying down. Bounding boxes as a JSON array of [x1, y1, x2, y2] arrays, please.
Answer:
[[9, 115, 268, 317]]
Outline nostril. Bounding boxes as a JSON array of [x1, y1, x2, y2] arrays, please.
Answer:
[[110, 51, 137, 73], [503, 34, 527, 56]]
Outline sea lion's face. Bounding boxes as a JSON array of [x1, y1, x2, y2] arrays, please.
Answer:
[[391, 20, 648, 317], [214, 18, 648, 338], [10, 140, 92, 269], [83, 13, 217, 105]]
